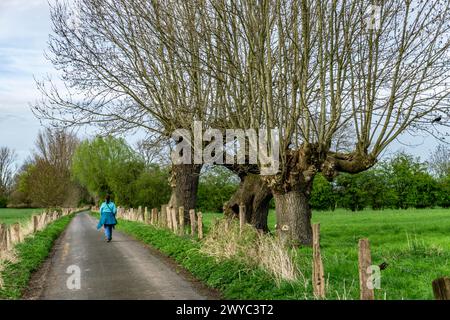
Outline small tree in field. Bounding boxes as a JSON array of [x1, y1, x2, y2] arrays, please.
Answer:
[[19, 129, 81, 207], [430, 145, 450, 179], [0, 147, 16, 206]]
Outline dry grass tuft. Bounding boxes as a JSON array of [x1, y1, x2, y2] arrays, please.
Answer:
[[0, 249, 18, 290], [200, 218, 301, 285]]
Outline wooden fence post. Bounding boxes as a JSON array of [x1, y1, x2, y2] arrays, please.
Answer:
[[0, 223, 7, 252], [239, 204, 246, 234], [189, 209, 196, 236], [171, 207, 178, 233], [358, 238, 375, 300], [197, 211, 203, 240], [138, 206, 144, 222], [167, 206, 173, 230], [40, 212, 47, 229], [151, 208, 157, 225], [11, 223, 21, 243], [161, 205, 167, 228], [178, 207, 185, 235], [17, 223, 22, 243], [432, 277, 450, 300], [6, 226, 12, 250], [33, 215, 39, 232], [312, 223, 325, 299], [144, 207, 149, 224]]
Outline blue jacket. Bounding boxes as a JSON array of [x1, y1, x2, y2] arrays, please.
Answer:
[[97, 201, 118, 229]]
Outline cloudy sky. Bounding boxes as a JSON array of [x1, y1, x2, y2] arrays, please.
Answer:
[[0, 0, 53, 163], [0, 0, 447, 167]]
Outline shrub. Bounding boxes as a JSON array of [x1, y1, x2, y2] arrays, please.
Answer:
[[200, 218, 301, 285], [0, 196, 7, 208], [310, 174, 335, 211], [197, 167, 239, 212]]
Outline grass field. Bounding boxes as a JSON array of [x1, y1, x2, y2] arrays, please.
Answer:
[[0, 208, 44, 225], [201, 208, 450, 299]]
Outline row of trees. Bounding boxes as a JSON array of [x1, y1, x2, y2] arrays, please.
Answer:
[[1, 130, 236, 210], [1, 130, 240, 210], [2, 130, 90, 208], [71, 136, 171, 208], [198, 149, 450, 213], [311, 152, 450, 211], [0, 132, 171, 209], [32, 0, 450, 245], [1, 130, 448, 219]]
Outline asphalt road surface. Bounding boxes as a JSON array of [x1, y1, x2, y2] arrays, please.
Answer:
[[37, 211, 211, 300]]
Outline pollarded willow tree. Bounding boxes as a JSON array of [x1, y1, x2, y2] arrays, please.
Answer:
[[173, 0, 449, 245], [33, 0, 226, 216]]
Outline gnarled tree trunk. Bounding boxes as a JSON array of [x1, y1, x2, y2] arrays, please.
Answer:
[[223, 173, 272, 232], [267, 145, 319, 246], [273, 188, 313, 246], [168, 164, 202, 220]]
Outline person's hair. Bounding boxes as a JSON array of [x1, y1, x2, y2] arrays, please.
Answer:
[[106, 194, 111, 204]]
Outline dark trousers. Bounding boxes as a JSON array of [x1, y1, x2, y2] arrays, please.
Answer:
[[104, 224, 113, 240]]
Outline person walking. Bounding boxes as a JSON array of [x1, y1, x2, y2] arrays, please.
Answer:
[[97, 194, 117, 242]]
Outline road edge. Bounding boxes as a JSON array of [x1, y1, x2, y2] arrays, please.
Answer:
[[21, 212, 81, 300]]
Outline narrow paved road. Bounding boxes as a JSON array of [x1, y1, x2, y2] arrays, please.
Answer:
[[38, 212, 211, 300]]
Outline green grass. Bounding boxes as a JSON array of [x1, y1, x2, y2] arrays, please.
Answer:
[[0, 208, 44, 225], [201, 208, 450, 299], [92, 208, 450, 299], [0, 214, 74, 299]]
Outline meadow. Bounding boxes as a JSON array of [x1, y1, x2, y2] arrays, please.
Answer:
[[0, 208, 44, 225], [201, 208, 450, 299]]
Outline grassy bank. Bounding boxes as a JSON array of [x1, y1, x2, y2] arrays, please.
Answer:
[[202, 208, 450, 299], [0, 208, 44, 225], [109, 208, 450, 299], [0, 214, 74, 299]]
